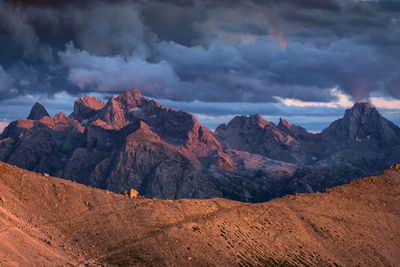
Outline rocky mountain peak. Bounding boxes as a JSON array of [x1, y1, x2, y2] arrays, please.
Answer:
[[345, 102, 378, 122], [27, 102, 49, 120], [278, 118, 291, 129], [277, 118, 312, 141], [214, 114, 308, 163], [342, 102, 382, 139], [71, 96, 105, 122], [98, 96, 126, 130], [352, 101, 373, 109], [322, 102, 400, 144], [116, 88, 144, 111], [252, 114, 270, 128], [219, 114, 272, 132]]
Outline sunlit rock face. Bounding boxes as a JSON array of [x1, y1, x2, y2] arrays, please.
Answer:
[[70, 96, 106, 122], [0, 89, 399, 202]]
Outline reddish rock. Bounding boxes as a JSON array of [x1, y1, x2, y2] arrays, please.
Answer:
[[70, 96, 106, 122]]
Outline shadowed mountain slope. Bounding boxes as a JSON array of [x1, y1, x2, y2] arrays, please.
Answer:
[[0, 161, 399, 266]]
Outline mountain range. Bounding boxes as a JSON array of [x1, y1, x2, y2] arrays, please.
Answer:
[[1, 89, 399, 202]]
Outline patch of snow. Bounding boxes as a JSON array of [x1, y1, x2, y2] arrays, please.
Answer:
[[130, 107, 141, 112], [312, 156, 318, 161], [367, 135, 371, 139], [81, 119, 88, 126], [356, 136, 361, 142]]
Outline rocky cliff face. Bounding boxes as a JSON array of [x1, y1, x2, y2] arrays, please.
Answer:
[[215, 114, 307, 164], [322, 102, 400, 146], [70, 96, 106, 122], [0, 90, 399, 202]]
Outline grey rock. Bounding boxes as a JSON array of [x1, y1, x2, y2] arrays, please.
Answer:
[[27, 102, 49, 120], [215, 114, 307, 164]]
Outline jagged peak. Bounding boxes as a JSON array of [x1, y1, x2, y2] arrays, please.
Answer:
[[240, 114, 272, 128], [216, 114, 275, 133], [344, 101, 381, 122], [70, 96, 105, 122], [104, 95, 123, 111], [75, 96, 105, 109], [278, 118, 291, 129], [352, 101, 373, 109], [108, 95, 116, 103], [126, 120, 162, 142], [350, 101, 377, 113], [98, 96, 126, 130], [54, 112, 68, 120], [27, 102, 49, 120], [116, 88, 144, 110], [137, 120, 151, 131], [322, 100, 400, 143]]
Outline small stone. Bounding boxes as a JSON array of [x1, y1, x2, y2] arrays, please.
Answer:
[[128, 188, 139, 198]]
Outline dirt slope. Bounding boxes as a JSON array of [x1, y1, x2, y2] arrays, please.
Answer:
[[0, 161, 399, 266]]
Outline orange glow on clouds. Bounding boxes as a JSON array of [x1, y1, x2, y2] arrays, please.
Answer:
[[270, 34, 287, 50]]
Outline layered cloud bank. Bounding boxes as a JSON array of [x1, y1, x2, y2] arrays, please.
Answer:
[[0, 0, 399, 128]]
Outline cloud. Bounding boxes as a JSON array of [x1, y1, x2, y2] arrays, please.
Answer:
[[59, 42, 184, 99], [0, 119, 9, 134], [370, 97, 400, 110], [0, 66, 12, 92], [0, 0, 399, 111], [275, 88, 354, 108]]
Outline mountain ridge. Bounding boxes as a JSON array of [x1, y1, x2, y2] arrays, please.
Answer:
[[0, 161, 399, 266], [0, 89, 399, 202]]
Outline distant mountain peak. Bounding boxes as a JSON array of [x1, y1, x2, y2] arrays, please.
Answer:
[[27, 102, 49, 120], [350, 101, 375, 112], [344, 101, 381, 124], [278, 118, 291, 129], [70, 96, 105, 122], [239, 114, 272, 129], [322, 101, 399, 144], [116, 88, 144, 110], [99, 96, 126, 130]]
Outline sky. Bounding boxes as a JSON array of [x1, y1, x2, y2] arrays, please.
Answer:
[[0, 0, 400, 132]]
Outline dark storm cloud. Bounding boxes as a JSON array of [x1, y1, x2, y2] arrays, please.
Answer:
[[218, 20, 269, 36], [0, 0, 399, 104]]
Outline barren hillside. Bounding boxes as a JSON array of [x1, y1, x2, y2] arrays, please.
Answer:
[[0, 161, 399, 266]]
